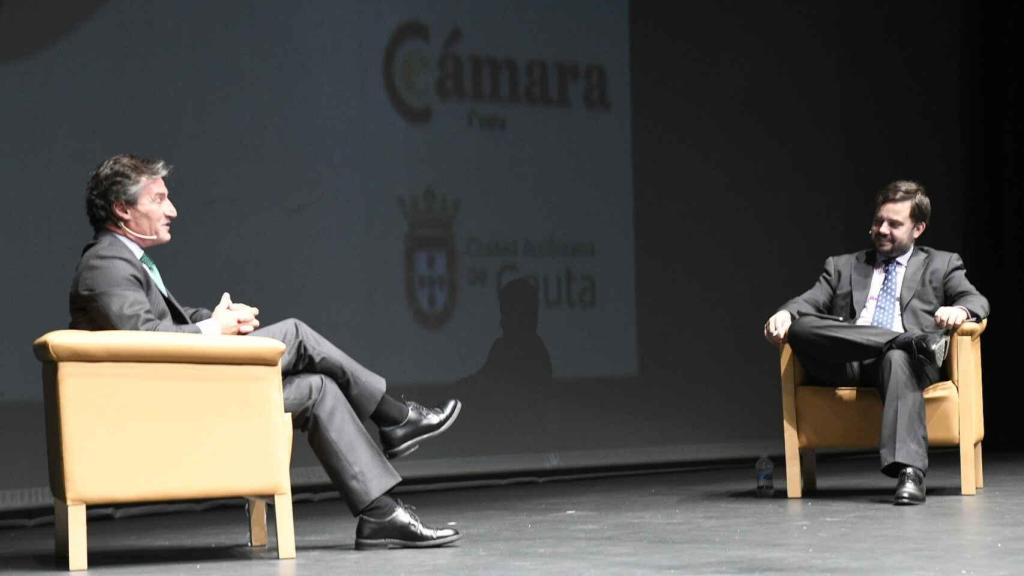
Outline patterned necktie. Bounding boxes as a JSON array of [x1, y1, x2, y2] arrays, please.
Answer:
[[139, 253, 168, 296], [870, 259, 899, 330]]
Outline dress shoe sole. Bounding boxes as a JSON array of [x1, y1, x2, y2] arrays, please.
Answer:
[[386, 443, 420, 460], [385, 401, 462, 459], [894, 489, 926, 505], [355, 532, 462, 550], [928, 336, 949, 368]]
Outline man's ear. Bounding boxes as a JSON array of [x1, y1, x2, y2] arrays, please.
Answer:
[[912, 220, 927, 240], [112, 201, 131, 221]]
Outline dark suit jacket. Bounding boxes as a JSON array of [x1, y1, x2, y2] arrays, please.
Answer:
[[70, 232, 211, 332], [780, 246, 989, 334]]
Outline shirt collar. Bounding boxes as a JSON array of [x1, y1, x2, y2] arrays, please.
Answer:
[[895, 245, 914, 266], [879, 245, 914, 267], [112, 233, 145, 259]]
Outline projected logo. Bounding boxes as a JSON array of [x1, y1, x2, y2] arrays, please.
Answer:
[[382, 20, 612, 125], [399, 188, 460, 329]]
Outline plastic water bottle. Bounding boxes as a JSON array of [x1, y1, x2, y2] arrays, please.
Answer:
[[755, 455, 774, 497]]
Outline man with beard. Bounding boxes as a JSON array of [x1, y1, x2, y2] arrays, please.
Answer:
[[763, 180, 989, 505]]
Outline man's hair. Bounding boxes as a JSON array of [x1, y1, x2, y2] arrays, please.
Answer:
[[85, 154, 171, 232], [875, 180, 930, 225]]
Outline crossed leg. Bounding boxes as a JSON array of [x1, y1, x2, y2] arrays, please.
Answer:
[[787, 316, 940, 474]]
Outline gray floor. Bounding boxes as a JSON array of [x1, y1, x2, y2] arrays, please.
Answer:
[[1, 450, 1021, 575]]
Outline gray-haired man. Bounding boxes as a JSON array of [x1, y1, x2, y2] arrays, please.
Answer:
[[70, 154, 463, 548]]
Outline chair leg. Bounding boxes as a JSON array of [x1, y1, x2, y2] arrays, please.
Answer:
[[54, 499, 88, 571], [975, 442, 984, 489], [960, 438, 977, 496], [800, 449, 817, 493], [247, 498, 269, 547], [784, 437, 802, 498], [780, 345, 803, 498], [274, 493, 296, 560]]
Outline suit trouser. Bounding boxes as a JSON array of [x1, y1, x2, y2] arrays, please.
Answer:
[[786, 316, 942, 476], [253, 318, 401, 514]]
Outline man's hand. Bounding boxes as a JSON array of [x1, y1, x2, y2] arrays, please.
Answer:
[[934, 306, 969, 331], [763, 310, 792, 345], [212, 292, 261, 335]]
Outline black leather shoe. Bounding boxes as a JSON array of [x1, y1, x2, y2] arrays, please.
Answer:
[[380, 399, 461, 459], [894, 466, 926, 505], [355, 502, 462, 550], [914, 333, 950, 369], [891, 332, 949, 369]]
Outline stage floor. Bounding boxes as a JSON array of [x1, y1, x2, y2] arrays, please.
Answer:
[[1, 450, 1021, 575]]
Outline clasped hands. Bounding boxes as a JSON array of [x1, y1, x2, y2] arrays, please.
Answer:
[[212, 292, 260, 335], [762, 306, 970, 345]]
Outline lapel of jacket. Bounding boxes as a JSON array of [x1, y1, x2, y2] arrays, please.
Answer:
[[139, 254, 191, 323], [900, 247, 928, 310], [164, 291, 191, 324], [129, 249, 191, 323], [101, 232, 192, 324], [852, 250, 874, 318]]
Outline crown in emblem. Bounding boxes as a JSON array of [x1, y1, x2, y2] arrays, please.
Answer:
[[399, 187, 460, 236]]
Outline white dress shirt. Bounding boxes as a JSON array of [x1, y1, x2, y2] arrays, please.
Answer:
[[855, 246, 914, 333]]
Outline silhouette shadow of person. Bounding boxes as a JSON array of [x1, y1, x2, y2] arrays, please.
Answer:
[[451, 276, 554, 450], [471, 276, 553, 385]]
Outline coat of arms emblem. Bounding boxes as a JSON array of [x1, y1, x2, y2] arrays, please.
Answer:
[[399, 188, 459, 329]]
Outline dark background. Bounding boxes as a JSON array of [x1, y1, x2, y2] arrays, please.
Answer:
[[0, 0, 1020, 507], [631, 0, 1022, 453], [963, 1, 1024, 451]]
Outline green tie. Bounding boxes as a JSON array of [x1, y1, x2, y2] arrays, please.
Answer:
[[139, 253, 168, 296]]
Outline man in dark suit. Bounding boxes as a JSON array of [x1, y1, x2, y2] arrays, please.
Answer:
[[71, 154, 463, 548], [763, 180, 989, 505]]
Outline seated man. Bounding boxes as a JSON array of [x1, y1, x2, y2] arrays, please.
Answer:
[[70, 154, 463, 548], [763, 180, 989, 505]]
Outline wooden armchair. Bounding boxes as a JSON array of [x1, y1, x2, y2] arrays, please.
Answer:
[[34, 330, 296, 571], [779, 320, 986, 498]]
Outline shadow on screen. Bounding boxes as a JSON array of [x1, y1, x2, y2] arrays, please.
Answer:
[[461, 275, 553, 388]]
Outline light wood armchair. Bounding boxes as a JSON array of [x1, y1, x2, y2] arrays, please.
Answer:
[[34, 330, 296, 571], [780, 320, 986, 498]]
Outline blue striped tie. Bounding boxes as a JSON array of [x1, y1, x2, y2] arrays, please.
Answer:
[[870, 259, 899, 330]]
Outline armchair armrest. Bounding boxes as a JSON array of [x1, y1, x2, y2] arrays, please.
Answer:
[[949, 319, 986, 448], [33, 330, 285, 366], [954, 319, 987, 340]]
